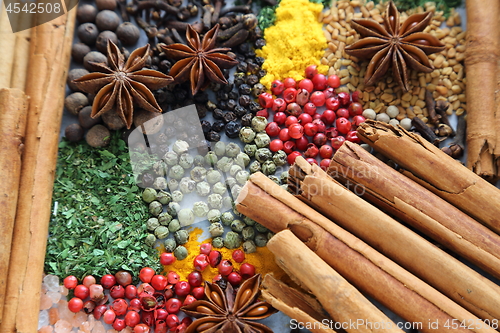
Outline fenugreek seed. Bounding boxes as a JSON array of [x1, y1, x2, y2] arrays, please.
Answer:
[[328, 67, 336, 76], [443, 79, 452, 90], [458, 94, 466, 102], [447, 48, 456, 59], [448, 59, 458, 66], [348, 66, 359, 76], [340, 77, 351, 85], [441, 67, 453, 76], [436, 86, 448, 95], [433, 55, 445, 68], [351, 76, 359, 87], [430, 69, 440, 78], [323, 30, 332, 42], [456, 44, 466, 53], [448, 95, 458, 103], [456, 108, 464, 116], [410, 95, 419, 106], [334, 61, 342, 70], [415, 100, 426, 109], [406, 108, 416, 118], [452, 100, 461, 110], [456, 31, 466, 41], [346, 36, 354, 44], [419, 76, 427, 87], [456, 53, 465, 62], [326, 24, 334, 33], [450, 72, 458, 81], [347, 83, 356, 91], [321, 58, 329, 66], [339, 69, 349, 78], [401, 100, 410, 108]]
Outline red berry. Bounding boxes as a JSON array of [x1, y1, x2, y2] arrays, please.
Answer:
[[68, 297, 84, 313], [83, 300, 96, 314], [325, 97, 340, 111], [83, 275, 96, 288], [272, 98, 286, 112], [298, 79, 314, 93], [331, 136, 346, 150], [182, 317, 193, 327], [164, 284, 174, 299], [287, 151, 302, 165], [327, 74, 341, 88], [352, 115, 366, 127], [160, 253, 176, 266], [194, 254, 209, 272], [289, 123, 304, 139], [310, 91, 326, 106], [283, 77, 296, 88], [305, 65, 318, 79], [283, 140, 296, 154], [312, 119, 326, 133], [110, 285, 125, 299], [89, 284, 104, 303], [283, 87, 297, 103], [113, 318, 126, 331], [74, 284, 90, 300], [269, 139, 284, 152], [266, 122, 281, 137], [295, 136, 309, 151], [165, 298, 182, 314], [128, 298, 141, 312], [125, 285, 138, 299], [240, 263, 256, 278], [320, 159, 331, 170], [218, 260, 233, 276], [271, 80, 285, 95], [232, 250, 245, 263], [304, 143, 319, 158], [208, 250, 222, 267], [200, 243, 212, 255], [192, 286, 205, 299], [338, 92, 350, 106], [64, 276, 78, 290], [325, 127, 339, 139], [323, 87, 336, 99], [313, 113, 322, 120], [256, 109, 269, 118], [303, 123, 317, 137], [94, 304, 107, 319], [151, 275, 168, 291], [187, 271, 203, 287], [258, 92, 273, 108], [312, 73, 327, 90], [125, 310, 141, 328], [296, 89, 310, 106], [174, 281, 190, 297], [336, 108, 349, 118], [167, 271, 180, 284], [351, 90, 361, 102], [336, 117, 352, 134], [348, 102, 363, 116], [306, 158, 318, 165], [183, 295, 196, 306], [167, 314, 180, 328], [285, 116, 298, 127], [321, 110, 336, 125], [313, 133, 327, 147], [227, 272, 242, 286], [273, 111, 287, 125], [303, 102, 317, 115], [319, 145, 333, 159], [346, 131, 361, 143], [103, 309, 116, 325], [279, 128, 291, 141], [298, 113, 312, 125], [155, 308, 168, 321], [134, 324, 150, 333], [101, 274, 116, 289], [139, 267, 155, 283]]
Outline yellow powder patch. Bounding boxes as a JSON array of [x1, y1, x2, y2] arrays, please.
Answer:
[[257, 0, 329, 91]]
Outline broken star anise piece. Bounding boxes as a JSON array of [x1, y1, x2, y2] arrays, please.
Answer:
[[182, 274, 277, 333], [161, 24, 238, 96], [72, 40, 173, 129], [345, 1, 445, 91]]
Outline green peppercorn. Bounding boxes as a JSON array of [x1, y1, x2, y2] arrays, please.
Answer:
[[212, 237, 224, 248], [171, 190, 183, 202], [251, 116, 268, 133], [213, 141, 226, 157], [153, 177, 167, 190], [164, 238, 177, 252], [147, 218, 160, 231], [268, 175, 280, 185], [244, 144, 257, 157], [156, 190, 172, 205], [255, 223, 268, 233], [280, 184, 288, 191], [179, 153, 194, 169], [207, 209, 221, 223], [142, 188, 157, 203], [216, 157, 233, 173], [164, 151, 178, 166], [154, 226, 169, 239], [168, 179, 179, 191], [212, 182, 227, 195], [233, 205, 243, 217], [173, 140, 189, 154], [193, 155, 205, 166], [145, 234, 156, 247], [262, 160, 276, 175], [179, 177, 196, 194], [221, 212, 234, 226], [209, 222, 224, 237], [231, 219, 246, 233], [222, 196, 233, 210], [196, 181, 211, 196], [207, 193, 223, 209], [174, 230, 190, 244], [243, 240, 257, 253], [280, 171, 289, 184], [168, 219, 181, 233], [158, 212, 172, 226], [239, 127, 256, 143], [254, 133, 270, 148], [254, 233, 268, 247], [231, 185, 242, 198], [149, 201, 163, 216], [255, 148, 272, 163], [190, 166, 207, 182], [224, 231, 242, 249], [235, 152, 250, 167], [244, 216, 256, 226], [225, 177, 237, 189], [168, 165, 185, 180], [225, 142, 241, 157], [242, 226, 255, 241], [235, 170, 250, 185], [204, 151, 218, 167], [267, 231, 275, 240], [206, 169, 222, 184], [193, 201, 210, 217], [252, 83, 265, 98], [178, 208, 195, 226], [167, 202, 180, 216], [174, 245, 188, 260], [273, 150, 287, 166], [249, 161, 261, 173]]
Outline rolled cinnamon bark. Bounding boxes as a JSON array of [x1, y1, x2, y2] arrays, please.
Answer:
[[236, 173, 496, 333], [0, 6, 77, 333], [0, 6, 16, 89], [357, 120, 500, 235], [329, 141, 500, 280], [464, 0, 499, 178], [267, 230, 403, 333]]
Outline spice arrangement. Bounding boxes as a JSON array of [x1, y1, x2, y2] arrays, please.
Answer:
[[5, 0, 500, 331]]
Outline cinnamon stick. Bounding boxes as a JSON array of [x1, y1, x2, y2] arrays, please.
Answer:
[[357, 120, 500, 235], [495, 15, 500, 176], [329, 141, 500, 280], [267, 230, 403, 333], [464, 0, 499, 178], [0, 5, 77, 333], [236, 173, 496, 333], [0, 6, 16, 89], [0, 88, 29, 325]]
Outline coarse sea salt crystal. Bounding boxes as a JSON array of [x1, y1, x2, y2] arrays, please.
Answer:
[[106, 329, 118, 333], [38, 325, 54, 333], [43, 275, 60, 292], [91, 321, 105, 333], [40, 293, 53, 310], [49, 307, 60, 325], [71, 311, 87, 328], [54, 319, 72, 333], [60, 285, 69, 296], [38, 310, 50, 329], [47, 291, 62, 304]]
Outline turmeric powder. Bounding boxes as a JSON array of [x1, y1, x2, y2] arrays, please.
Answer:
[[257, 0, 329, 90]]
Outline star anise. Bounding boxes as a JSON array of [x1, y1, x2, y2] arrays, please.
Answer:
[[161, 24, 238, 96], [72, 41, 173, 129], [345, 1, 445, 91], [182, 274, 277, 333]]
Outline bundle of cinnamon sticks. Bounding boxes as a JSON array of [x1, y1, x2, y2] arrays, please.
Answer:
[[0, 4, 77, 333]]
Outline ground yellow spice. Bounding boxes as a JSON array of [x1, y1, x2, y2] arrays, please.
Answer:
[[257, 0, 329, 90], [162, 227, 286, 283]]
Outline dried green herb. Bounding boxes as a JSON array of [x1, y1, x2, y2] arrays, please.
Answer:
[[45, 132, 161, 283], [393, 0, 462, 17]]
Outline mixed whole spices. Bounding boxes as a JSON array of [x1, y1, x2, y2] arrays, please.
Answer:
[[0, 0, 494, 331]]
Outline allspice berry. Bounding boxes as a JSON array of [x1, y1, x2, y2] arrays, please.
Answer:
[[95, 10, 120, 32], [96, 0, 117, 11], [116, 22, 140, 46], [71, 43, 91, 63], [79, 106, 102, 129], [77, 23, 99, 46], [83, 51, 107, 71], [76, 4, 97, 23], [96, 30, 118, 53], [102, 110, 126, 130], [86, 124, 111, 148], [64, 92, 89, 115], [67, 68, 89, 91], [65, 123, 84, 142]]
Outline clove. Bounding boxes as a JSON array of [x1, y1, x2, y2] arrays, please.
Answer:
[[217, 14, 257, 41], [170, 28, 184, 44], [441, 115, 466, 159], [117, 0, 130, 22], [221, 29, 249, 48], [435, 100, 456, 137], [211, 0, 223, 25], [164, 20, 203, 33], [202, 5, 214, 31], [425, 90, 440, 124], [127, 0, 179, 16], [411, 116, 440, 146], [135, 14, 158, 39], [219, 5, 252, 16]]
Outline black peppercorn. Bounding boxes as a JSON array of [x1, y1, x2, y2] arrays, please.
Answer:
[[207, 131, 221, 142], [225, 121, 241, 138], [246, 74, 259, 86], [211, 83, 223, 92], [235, 53, 246, 63], [247, 62, 260, 75], [77, 4, 97, 23], [217, 100, 227, 110], [255, 57, 265, 66], [77, 23, 99, 46], [213, 108, 224, 120], [201, 120, 212, 135], [196, 104, 208, 118], [156, 132, 169, 145], [216, 90, 229, 101], [248, 101, 261, 113], [96, 10, 120, 32], [254, 38, 266, 49], [71, 43, 91, 63], [228, 87, 239, 100], [226, 99, 237, 111], [238, 84, 252, 95], [165, 125, 176, 139], [116, 22, 140, 46], [241, 113, 253, 127], [154, 88, 167, 104], [233, 73, 246, 87], [173, 87, 188, 101], [159, 59, 172, 72], [96, 30, 118, 53], [158, 144, 170, 157], [245, 50, 256, 58], [193, 92, 208, 104], [223, 83, 234, 93], [252, 83, 265, 98], [163, 91, 176, 104], [257, 69, 267, 78], [215, 277, 227, 290], [236, 62, 248, 73], [239, 95, 251, 107], [238, 43, 251, 54], [223, 111, 237, 124], [212, 120, 225, 132], [233, 106, 247, 118]]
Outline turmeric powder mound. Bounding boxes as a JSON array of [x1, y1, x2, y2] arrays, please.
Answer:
[[257, 0, 329, 91]]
